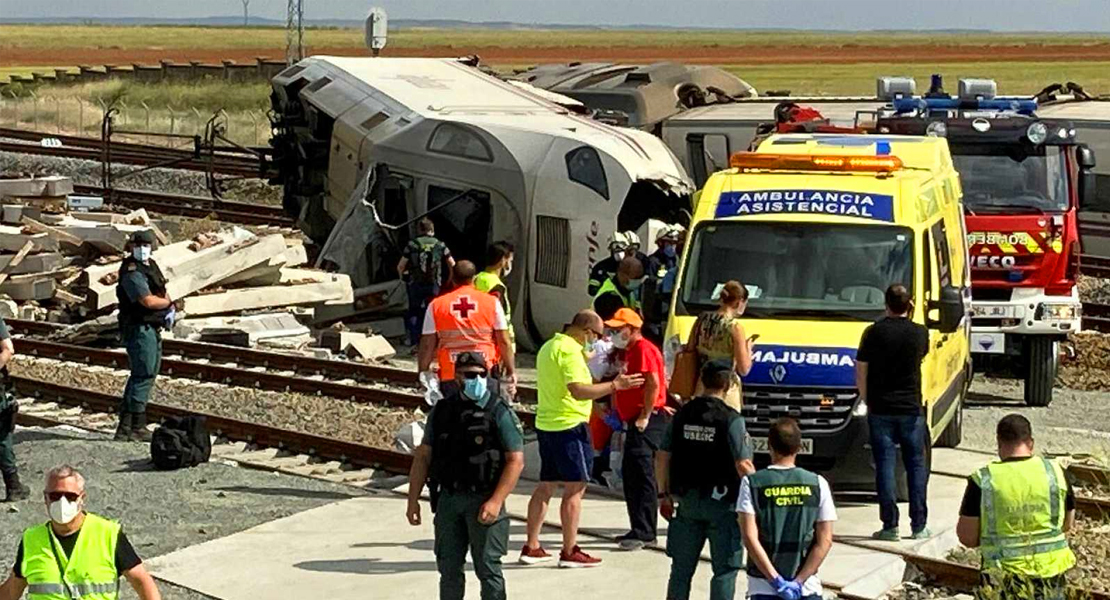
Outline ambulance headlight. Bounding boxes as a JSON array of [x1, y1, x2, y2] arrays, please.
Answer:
[[852, 400, 868, 417], [925, 121, 947, 137], [1026, 122, 1048, 145]]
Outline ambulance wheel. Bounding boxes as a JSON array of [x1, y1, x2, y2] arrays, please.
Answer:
[[1023, 337, 1057, 408], [935, 398, 963, 449]]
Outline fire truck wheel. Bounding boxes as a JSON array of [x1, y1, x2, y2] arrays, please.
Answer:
[[1023, 337, 1057, 408]]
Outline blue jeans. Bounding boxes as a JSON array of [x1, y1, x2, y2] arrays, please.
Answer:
[[868, 414, 929, 531], [405, 282, 439, 346]]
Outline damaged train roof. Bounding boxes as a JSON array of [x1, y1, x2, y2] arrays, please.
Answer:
[[304, 56, 693, 194]]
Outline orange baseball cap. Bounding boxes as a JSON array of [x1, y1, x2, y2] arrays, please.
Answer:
[[604, 307, 644, 329]]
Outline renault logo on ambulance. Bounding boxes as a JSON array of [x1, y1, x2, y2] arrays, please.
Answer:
[[770, 364, 787, 384]]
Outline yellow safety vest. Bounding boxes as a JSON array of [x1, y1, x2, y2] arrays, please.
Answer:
[[971, 457, 1075, 579], [21, 513, 121, 600], [474, 271, 514, 350], [593, 277, 641, 311]]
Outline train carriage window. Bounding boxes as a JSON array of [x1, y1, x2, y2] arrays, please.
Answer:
[[426, 185, 491, 265], [565, 146, 609, 200], [427, 123, 493, 162]]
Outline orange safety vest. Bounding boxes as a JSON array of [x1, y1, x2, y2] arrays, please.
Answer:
[[431, 285, 500, 379]]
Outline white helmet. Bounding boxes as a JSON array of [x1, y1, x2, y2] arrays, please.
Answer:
[[623, 231, 641, 251], [607, 231, 631, 251], [656, 227, 681, 243]]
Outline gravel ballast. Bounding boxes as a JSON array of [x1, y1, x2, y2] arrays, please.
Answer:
[[11, 357, 422, 452], [2, 427, 364, 600]]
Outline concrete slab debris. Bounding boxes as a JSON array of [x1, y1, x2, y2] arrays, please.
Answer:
[[181, 272, 353, 317], [0, 227, 58, 253], [173, 312, 310, 344], [0, 176, 73, 198], [310, 280, 406, 326], [0, 277, 54, 301], [344, 333, 395, 361], [1, 205, 42, 226]]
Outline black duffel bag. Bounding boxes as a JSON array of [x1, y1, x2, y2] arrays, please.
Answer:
[[150, 416, 212, 470]]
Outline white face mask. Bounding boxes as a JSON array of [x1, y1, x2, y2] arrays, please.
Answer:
[[611, 329, 630, 349], [48, 496, 81, 525], [132, 245, 152, 262], [612, 250, 625, 262], [502, 259, 513, 278]]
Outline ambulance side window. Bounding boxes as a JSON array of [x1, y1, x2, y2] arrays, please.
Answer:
[[931, 220, 952, 288]]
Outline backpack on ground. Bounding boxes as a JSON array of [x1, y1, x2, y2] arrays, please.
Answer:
[[150, 416, 212, 470]]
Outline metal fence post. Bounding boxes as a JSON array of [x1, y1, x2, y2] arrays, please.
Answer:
[[248, 110, 261, 145], [78, 98, 85, 135], [54, 98, 62, 133], [12, 92, 21, 128], [141, 101, 151, 143], [28, 91, 39, 129], [192, 107, 202, 136], [168, 105, 177, 136]]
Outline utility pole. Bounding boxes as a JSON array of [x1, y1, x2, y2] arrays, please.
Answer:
[[285, 0, 305, 65], [241, 0, 250, 26]]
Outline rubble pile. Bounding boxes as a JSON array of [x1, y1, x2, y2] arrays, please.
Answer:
[[0, 174, 397, 362], [1059, 332, 1110, 391], [1079, 274, 1110, 305]]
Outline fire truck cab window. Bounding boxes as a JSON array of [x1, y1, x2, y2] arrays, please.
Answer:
[[565, 146, 609, 200], [951, 145, 1067, 212], [427, 123, 493, 162]]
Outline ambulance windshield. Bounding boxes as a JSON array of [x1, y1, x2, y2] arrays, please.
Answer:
[[678, 222, 914, 321], [951, 145, 1068, 212]]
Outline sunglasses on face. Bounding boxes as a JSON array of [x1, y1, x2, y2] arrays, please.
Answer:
[[46, 491, 81, 503], [461, 371, 488, 379]]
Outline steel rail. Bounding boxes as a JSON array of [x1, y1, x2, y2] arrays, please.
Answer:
[[10, 375, 413, 472], [6, 319, 539, 403], [71, 184, 294, 227], [12, 334, 537, 428]]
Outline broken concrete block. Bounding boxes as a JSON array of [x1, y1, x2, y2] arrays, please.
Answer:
[[318, 329, 365, 353], [345, 334, 395, 361], [0, 252, 61, 276], [2, 205, 41, 226], [0, 296, 16, 319], [172, 312, 310, 344], [0, 176, 72, 198], [199, 329, 252, 347], [310, 280, 405, 325], [217, 243, 309, 288], [0, 277, 54, 301], [0, 227, 58, 253], [181, 272, 353, 317], [17, 304, 44, 321]]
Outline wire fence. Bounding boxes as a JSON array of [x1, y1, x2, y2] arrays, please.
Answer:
[[0, 91, 271, 147]]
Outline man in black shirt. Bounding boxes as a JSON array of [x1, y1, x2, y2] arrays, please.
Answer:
[[855, 284, 930, 542], [0, 465, 161, 600]]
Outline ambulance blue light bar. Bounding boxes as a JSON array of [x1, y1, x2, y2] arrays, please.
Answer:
[[892, 97, 1038, 116]]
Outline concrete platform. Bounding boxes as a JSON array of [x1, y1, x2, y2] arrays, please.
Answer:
[[148, 448, 996, 600]]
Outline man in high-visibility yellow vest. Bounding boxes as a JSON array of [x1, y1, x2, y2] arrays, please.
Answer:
[[592, 257, 644, 321], [956, 415, 1076, 600], [475, 241, 515, 352], [0, 465, 161, 600]]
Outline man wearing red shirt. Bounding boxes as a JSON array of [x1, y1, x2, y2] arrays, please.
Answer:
[[605, 308, 670, 551]]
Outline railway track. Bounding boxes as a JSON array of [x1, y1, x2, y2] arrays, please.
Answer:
[[0, 127, 265, 178], [6, 318, 538, 404], [72, 184, 295, 228]]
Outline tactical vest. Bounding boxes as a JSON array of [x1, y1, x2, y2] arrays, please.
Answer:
[[670, 396, 741, 504], [971, 457, 1075, 579], [116, 258, 167, 328], [746, 467, 821, 581], [588, 257, 621, 296], [429, 395, 507, 494], [474, 271, 514, 351], [21, 513, 121, 600], [593, 277, 641, 311], [430, 285, 500, 380]]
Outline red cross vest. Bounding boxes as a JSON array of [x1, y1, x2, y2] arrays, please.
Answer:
[[430, 285, 500, 379]]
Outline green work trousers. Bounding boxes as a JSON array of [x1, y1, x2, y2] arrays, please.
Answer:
[[666, 491, 744, 600], [121, 324, 161, 414], [434, 491, 509, 600]]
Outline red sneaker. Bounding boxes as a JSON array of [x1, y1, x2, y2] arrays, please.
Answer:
[[518, 545, 554, 565], [558, 545, 602, 568]]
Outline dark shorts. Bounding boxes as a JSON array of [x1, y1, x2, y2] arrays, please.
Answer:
[[537, 423, 593, 483]]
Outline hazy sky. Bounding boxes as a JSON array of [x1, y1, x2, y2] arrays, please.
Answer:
[[6, 0, 1110, 30]]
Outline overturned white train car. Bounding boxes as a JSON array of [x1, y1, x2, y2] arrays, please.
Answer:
[[268, 57, 693, 348]]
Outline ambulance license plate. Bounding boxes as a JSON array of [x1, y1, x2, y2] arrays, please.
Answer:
[[971, 333, 1006, 354], [752, 438, 813, 455]]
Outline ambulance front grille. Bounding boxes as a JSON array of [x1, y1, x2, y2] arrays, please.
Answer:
[[741, 385, 857, 434], [535, 216, 569, 288]]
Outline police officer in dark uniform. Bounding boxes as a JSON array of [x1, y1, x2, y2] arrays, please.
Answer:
[[114, 230, 174, 442], [406, 351, 525, 600], [656, 360, 754, 600], [0, 316, 28, 502]]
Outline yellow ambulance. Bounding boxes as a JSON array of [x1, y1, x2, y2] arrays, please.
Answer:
[[665, 133, 971, 490]]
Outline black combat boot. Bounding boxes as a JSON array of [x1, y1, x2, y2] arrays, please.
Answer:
[[113, 412, 133, 441], [2, 470, 29, 502], [130, 412, 150, 442]]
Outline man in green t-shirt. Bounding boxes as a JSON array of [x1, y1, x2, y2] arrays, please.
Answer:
[[520, 310, 643, 568]]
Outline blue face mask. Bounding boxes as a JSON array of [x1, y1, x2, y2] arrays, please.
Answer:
[[626, 278, 644, 291], [462, 376, 489, 405], [662, 245, 677, 258], [584, 337, 597, 353]]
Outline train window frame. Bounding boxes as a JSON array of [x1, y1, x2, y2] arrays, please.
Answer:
[[426, 123, 494, 163], [565, 146, 609, 200]]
